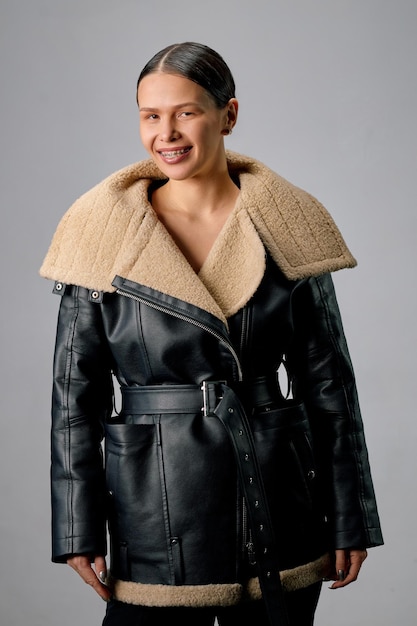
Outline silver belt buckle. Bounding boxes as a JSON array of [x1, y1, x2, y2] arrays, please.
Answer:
[[201, 380, 225, 416]]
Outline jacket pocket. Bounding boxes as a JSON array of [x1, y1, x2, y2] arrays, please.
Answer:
[[252, 402, 319, 525], [170, 536, 184, 584]]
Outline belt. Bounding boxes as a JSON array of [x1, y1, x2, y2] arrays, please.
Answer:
[[121, 376, 282, 415], [120, 380, 289, 626]]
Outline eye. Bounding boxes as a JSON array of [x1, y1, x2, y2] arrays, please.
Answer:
[[140, 113, 159, 121], [178, 111, 194, 118]]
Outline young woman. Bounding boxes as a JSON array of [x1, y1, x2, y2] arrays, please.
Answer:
[[40, 42, 383, 626]]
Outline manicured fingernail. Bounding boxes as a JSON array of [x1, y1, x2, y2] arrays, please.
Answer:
[[337, 569, 345, 581], [99, 570, 106, 583]]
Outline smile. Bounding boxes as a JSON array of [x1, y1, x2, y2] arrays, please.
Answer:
[[158, 147, 191, 160]]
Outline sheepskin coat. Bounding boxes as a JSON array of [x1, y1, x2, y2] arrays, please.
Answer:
[[40, 151, 383, 608]]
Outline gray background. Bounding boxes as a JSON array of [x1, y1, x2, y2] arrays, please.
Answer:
[[1, 0, 416, 624]]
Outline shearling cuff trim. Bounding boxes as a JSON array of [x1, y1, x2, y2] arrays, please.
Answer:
[[108, 553, 332, 608]]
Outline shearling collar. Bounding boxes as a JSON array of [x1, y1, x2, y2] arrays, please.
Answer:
[[40, 151, 356, 322]]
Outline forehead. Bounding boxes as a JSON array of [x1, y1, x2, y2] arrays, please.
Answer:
[[137, 72, 214, 108]]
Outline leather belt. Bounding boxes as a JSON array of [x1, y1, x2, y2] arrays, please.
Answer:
[[121, 376, 281, 416], [119, 380, 289, 626]]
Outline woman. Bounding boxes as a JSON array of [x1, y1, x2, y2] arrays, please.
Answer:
[[40, 42, 383, 626]]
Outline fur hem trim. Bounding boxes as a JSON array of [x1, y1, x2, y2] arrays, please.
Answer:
[[108, 553, 331, 607], [40, 151, 356, 320], [245, 552, 332, 600], [109, 578, 242, 608]]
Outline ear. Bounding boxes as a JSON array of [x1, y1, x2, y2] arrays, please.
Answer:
[[225, 98, 239, 131]]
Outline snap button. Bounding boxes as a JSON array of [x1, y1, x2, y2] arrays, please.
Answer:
[[53, 281, 67, 295], [88, 289, 103, 303]]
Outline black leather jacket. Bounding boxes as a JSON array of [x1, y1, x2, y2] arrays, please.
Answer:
[[50, 254, 383, 608]]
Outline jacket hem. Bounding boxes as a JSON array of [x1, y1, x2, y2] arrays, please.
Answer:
[[108, 553, 331, 607]]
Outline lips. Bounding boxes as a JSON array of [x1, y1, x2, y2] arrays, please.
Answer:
[[157, 147, 192, 162]]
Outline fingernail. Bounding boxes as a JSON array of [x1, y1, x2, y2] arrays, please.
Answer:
[[99, 570, 106, 583], [337, 569, 345, 581]]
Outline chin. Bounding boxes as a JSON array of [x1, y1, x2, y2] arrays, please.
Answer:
[[157, 163, 198, 182]]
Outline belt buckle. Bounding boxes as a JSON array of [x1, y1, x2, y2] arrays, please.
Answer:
[[201, 380, 226, 416]]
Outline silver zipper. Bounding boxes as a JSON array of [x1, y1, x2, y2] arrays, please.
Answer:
[[116, 288, 243, 381], [240, 306, 249, 356], [242, 495, 248, 557], [242, 497, 257, 565]]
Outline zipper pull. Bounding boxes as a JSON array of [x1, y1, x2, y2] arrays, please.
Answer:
[[246, 540, 257, 566]]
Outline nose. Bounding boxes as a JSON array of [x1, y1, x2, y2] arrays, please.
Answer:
[[159, 117, 180, 142]]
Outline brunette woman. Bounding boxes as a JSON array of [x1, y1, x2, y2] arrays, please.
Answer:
[[41, 42, 383, 626]]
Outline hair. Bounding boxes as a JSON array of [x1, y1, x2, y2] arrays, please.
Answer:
[[137, 42, 236, 108]]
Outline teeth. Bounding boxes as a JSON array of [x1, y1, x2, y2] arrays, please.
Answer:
[[160, 148, 189, 158]]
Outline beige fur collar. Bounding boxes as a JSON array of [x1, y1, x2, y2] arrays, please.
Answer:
[[40, 151, 356, 322]]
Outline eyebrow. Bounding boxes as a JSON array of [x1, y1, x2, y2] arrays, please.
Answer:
[[139, 102, 201, 112]]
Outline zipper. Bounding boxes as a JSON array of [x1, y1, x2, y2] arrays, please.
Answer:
[[240, 306, 249, 356], [116, 287, 243, 381], [242, 497, 256, 565]]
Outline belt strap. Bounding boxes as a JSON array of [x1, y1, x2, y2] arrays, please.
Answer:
[[119, 381, 289, 626], [211, 383, 289, 626], [122, 384, 207, 414], [121, 376, 279, 415]]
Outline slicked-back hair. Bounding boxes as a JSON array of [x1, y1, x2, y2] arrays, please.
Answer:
[[137, 42, 236, 108]]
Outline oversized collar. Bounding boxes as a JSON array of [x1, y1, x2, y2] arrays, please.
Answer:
[[40, 151, 356, 322]]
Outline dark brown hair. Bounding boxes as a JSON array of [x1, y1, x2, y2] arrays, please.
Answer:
[[137, 42, 236, 108]]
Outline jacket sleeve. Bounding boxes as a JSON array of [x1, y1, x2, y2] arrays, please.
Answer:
[[50, 284, 113, 563], [290, 274, 383, 550]]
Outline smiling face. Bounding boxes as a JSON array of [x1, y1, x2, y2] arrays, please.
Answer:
[[137, 72, 237, 181]]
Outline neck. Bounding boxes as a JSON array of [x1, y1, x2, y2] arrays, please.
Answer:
[[156, 170, 239, 217]]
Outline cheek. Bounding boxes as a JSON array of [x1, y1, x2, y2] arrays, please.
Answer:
[[139, 125, 152, 148]]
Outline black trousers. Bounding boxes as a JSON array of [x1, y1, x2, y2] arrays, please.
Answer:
[[102, 582, 322, 626]]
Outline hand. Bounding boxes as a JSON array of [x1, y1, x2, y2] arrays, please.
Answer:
[[67, 554, 112, 602], [329, 548, 368, 589]]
